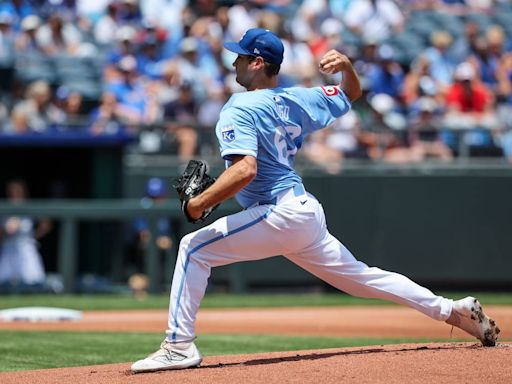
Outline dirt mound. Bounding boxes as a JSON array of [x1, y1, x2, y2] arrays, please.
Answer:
[[1, 342, 511, 384]]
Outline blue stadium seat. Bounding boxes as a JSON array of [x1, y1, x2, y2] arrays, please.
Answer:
[[62, 80, 102, 101], [464, 12, 493, 31], [492, 12, 512, 36], [14, 52, 56, 85], [53, 55, 98, 82]]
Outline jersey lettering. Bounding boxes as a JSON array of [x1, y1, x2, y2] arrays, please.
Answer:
[[274, 125, 301, 166]]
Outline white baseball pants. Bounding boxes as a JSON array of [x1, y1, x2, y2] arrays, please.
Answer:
[[166, 186, 453, 343]]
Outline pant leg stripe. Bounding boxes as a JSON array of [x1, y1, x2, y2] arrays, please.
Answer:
[[171, 206, 274, 341]]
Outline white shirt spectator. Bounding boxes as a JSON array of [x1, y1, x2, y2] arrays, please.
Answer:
[[93, 4, 121, 45], [140, 0, 187, 36], [227, 4, 257, 40], [36, 15, 82, 55], [281, 38, 315, 80], [344, 0, 404, 42]]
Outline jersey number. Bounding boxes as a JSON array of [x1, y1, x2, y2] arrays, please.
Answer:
[[274, 125, 301, 166]]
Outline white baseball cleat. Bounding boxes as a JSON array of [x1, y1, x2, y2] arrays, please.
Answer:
[[445, 296, 500, 347], [131, 340, 203, 373]]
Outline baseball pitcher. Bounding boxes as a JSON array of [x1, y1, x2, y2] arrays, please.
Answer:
[[131, 28, 499, 373]]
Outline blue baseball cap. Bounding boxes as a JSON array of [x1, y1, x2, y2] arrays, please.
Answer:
[[224, 28, 284, 65], [146, 177, 166, 197]]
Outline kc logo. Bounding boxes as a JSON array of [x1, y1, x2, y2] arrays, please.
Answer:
[[321, 86, 339, 96], [221, 124, 236, 142]]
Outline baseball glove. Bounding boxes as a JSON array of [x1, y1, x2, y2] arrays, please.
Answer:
[[173, 159, 218, 224]]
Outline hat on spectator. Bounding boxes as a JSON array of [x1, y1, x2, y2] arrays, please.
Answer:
[[146, 177, 166, 198], [369, 93, 395, 114], [181, 36, 199, 53], [116, 25, 136, 42], [0, 11, 13, 25], [454, 62, 475, 81], [118, 55, 137, 72], [377, 45, 394, 61], [417, 97, 437, 113], [224, 28, 284, 65], [362, 33, 379, 46], [320, 18, 343, 37], [56, 86, 72, 101], [21, 15, 41, 31]]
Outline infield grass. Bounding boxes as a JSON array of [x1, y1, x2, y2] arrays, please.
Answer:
[[1, 292, 512, 311], [0, 331, 470, 372]]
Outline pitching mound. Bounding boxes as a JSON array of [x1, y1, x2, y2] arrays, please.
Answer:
[[1, 342, 511, 384]]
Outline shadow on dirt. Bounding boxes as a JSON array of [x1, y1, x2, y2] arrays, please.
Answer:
[[201, 343, 479, 369]]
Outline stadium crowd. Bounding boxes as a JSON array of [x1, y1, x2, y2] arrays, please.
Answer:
[[1, 0, 512, 164]]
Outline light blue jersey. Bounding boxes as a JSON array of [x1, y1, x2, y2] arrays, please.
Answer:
[[215, 85, 351, 208]]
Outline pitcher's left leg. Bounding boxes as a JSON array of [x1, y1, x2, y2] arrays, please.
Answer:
[[288, 231, 452, 320]]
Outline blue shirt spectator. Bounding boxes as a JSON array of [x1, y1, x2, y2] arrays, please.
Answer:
[[422, 31, 457, 88], [367, 45, 404, 98]]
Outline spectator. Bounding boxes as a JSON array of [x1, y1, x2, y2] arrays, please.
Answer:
[[325, 109, 373, 159], [344, 0, 404, 43], [408, 97, 453, 161], [107, 55, 160, 128], [226, 2, 258, 40], [353, 35, 379, 84], [197, 85, 228, 129], [443, 61, 502, 156], [0, 179, 52, 290], [140, 0, 186, 40], [486, 25, 507, 61], [154, 60, 181, 106], [117, 0, 142, 25], [0, 12, 16, 93], [162, 81, 198, 159], [367, 44, 405, 98], [51, 86, 86, 130], [279, 27, 316, 86], [36, 14, 82, 56], [451, 20, 480, 63], [89, 91, 126, 135], [175, 36, 218, 102], [366, 93, 408, 161], [15, 15, 44, 54], [444, 62, 496, 126], [402, 55, 440, 108], [303, 128, 343, 174], [9, 80, 59, 133], [104, 25, 138, 82], [422, 31, 458, 92], [0, 1, 34, 30], [307, 17, 344, 60], [469, 37, 499, 91], [126, 177, 173, 282], [93, 2, 122, 46], [136, 35, 166, 80]]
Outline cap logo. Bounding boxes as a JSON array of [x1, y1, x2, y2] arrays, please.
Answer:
[[253, 48, 260, 54]]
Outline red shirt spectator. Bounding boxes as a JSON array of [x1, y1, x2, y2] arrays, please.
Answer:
[[445, 62, 491, 113]]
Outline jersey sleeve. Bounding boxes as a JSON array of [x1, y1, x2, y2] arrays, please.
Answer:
[[294, 86, 352, 135], [215, 106, 258, 160]]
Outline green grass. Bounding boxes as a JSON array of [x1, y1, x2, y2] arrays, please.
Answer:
[[0, 330, 466, 372], [0, 292, 511, 311]]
